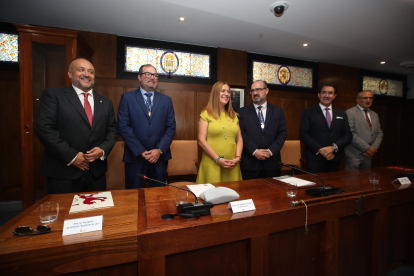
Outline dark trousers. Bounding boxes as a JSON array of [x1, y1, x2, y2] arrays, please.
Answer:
[[126, 160, 168, 189], [47, 170, 106, 194], [307, 159, 340, 174], [241, 162, 281, 180]]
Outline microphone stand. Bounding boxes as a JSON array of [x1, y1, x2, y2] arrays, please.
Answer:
[[279, 162, 339, 197], [137, 174, 214, 219]]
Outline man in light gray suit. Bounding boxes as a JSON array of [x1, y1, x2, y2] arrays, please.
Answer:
[[344, 90, 383, 170]]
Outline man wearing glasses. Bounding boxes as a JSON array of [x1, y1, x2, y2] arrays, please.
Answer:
[[117, 64, 176, 188], [238, 80, 288, 180], [344, 90, 383, 170]]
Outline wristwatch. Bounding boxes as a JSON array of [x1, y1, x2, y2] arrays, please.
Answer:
[[331, 143, 338, 152], [157, 148, 163, 154]]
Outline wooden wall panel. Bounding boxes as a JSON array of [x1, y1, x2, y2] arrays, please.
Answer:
[[282, 98, 307, 140], [270, 223, 325, 275], [165, 240, 248, 276], [0, 71, 22, 200], [80, 31, 117, 78], [382, 106, 400, 166], [318, 63, 360, 98], [95, 85, 124, 119], [398, 106, 414, 167], [217, 48, 247, 87], [162, 90, 196, 140], [339, 212, 375, 276]]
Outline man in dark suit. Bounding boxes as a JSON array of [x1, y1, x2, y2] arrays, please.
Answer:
[[34, 58, 118, 194], [299, 85, 352, 173], [117, 64, 176, 188], [239, 80, 288, 180]]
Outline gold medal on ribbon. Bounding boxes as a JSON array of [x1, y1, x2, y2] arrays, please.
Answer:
[[148, 111, 151, 117]]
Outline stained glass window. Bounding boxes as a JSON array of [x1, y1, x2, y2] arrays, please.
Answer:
[[253, 61, 313, 88], [0, 33, 18, 63], [125, 46, 210, 78], [362, 76, 403, 97]]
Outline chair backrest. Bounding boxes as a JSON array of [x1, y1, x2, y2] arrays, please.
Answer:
[[167, 140, 198, 176], [106, 140, 126, 190], [280, 140, 302, 169]]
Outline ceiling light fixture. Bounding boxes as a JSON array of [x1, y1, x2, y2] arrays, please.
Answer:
[[380, 61, 386, 64], [178, 16, 186, 22], [302, 43, 309, 47]]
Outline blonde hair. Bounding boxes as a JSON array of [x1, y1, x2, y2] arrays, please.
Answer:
[[203, 81, 237, 119]]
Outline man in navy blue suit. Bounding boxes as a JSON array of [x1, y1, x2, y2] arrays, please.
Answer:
[[117, 64, 176, 188], [239, 80, 288, 180], [299, 85, 352, 173]]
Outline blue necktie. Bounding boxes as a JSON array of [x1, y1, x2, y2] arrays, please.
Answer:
[[144, 93, 152, 116], [258, 106, 265, 132]]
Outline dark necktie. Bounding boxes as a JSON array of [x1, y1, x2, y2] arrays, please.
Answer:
[[325, 107, 331, 128], [257, 106, 265, 132], [144, 93, 152, 116], [364, 110, 372, 130], [82, 93, 93, 126]]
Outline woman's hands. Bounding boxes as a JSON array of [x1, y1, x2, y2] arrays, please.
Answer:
[[217, 157, 241, 169]]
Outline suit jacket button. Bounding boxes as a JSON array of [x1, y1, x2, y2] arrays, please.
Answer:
[[149, 136, 151, 138]]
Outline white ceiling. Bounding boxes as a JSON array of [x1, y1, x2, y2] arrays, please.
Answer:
[[2, 0, 414, 75]]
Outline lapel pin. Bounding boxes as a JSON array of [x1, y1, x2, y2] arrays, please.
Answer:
[[100, 100, 102, 103]]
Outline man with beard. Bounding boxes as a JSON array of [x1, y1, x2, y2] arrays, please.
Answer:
[[117, 64, 176, 188], [34, 58, 118, 193], [300, 85, 352, 173], [238, 80, 287, 179]]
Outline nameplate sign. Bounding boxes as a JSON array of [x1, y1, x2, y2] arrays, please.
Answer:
[[228, 199, 256, 213], [398, 177, 411, 185], [62, 215, 103, 236]]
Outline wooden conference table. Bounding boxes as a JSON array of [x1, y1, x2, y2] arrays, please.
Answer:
[[0, 167, 413, 276]]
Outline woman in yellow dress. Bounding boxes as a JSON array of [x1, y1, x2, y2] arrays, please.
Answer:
[[196, 81, 243, 184]]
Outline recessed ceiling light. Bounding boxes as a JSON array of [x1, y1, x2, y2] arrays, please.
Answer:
[[380, 61, 386, 64], [302, 43, 310, 47], [178, 16, 186, 21]]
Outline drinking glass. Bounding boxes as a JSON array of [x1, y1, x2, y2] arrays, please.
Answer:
[[286, 182, 298, 197], [176, 190, 188, 206], [369, 172, 380, 184], [39, 201, 59, 223]]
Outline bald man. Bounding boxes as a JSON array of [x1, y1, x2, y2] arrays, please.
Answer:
[[34, 58, 118, 193]]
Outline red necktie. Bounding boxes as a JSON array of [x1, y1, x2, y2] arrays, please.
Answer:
[[82, 93, 93, 126], [364, 110, 371, 130]]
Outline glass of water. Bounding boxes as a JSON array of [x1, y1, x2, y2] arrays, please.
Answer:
[[369, 172, 380, 184], [286, 182, 298, 197], [39, 201, 59, 223]]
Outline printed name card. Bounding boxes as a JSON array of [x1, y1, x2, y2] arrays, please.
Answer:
[[398, 177, 411, 185], [228, 199, 256, 213], [62, 215, 103, 236]]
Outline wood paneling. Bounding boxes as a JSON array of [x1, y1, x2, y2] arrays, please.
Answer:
[[217, 48, 247, 87], [282, 98, 307, 140], [382, 106, 400, 166], [0, 71, 21, 200], [94, 85, 124, 119], [162, 90, 196, 140], [318, 63, 360, 98], [80, 31, 117, 78]]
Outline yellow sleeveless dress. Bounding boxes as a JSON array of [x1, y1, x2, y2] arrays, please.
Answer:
[[196, 110, 242, 184]]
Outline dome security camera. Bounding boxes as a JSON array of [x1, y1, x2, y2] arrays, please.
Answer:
[[270, 1, 289, 17]]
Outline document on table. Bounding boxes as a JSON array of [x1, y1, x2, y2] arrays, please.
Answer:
[[273, 176, 315, 187], [187, 184, 215, 197]]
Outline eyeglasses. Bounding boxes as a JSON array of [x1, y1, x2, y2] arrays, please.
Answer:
[[250, 88, 266, 94], [358, 97, 374, 100], [13, 225, 52, 236], [140, 72, 159, 79]]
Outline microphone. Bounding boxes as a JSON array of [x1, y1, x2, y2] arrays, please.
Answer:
[[278, 162, 339, 197], [136, 174, 214, 218]]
